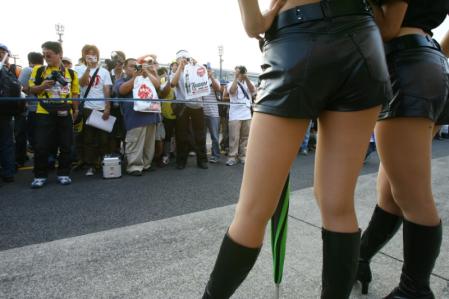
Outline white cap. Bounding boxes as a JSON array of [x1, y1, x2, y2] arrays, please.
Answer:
[[176, 50, 190, 60]]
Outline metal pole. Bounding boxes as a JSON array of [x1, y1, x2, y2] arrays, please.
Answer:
[[218, 45, 223, 81]]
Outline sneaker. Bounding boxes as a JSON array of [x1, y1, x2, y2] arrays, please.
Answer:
[[162, 155, 170, 165], [57, 176, 72, 185], [188, 151, 196, 157], [239, 157, 246, 165], [31, 178, 47, 189], [300, 148, 308, 155], [85, 167, 95, 176], [226, 159, 238, 166], [209, 156, 219, 163]]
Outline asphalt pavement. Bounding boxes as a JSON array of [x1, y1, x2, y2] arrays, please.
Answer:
[[0, 139, 448, 298]]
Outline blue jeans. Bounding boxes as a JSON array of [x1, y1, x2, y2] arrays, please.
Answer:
[[0, 115, 16, 178], [205, 116, 221, 158], [301, 121, 312, 150]]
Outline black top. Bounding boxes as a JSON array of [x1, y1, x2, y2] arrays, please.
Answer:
[[402, 0, 449, 35]]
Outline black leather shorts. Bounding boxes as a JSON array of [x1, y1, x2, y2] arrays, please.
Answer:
[[379, 35, 449, 124], [255, 14, 391, 119]]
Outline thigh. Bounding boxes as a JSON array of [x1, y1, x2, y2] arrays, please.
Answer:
[[314, 107, 380, 232], [35, 114, 55, 150], [191, 109, 205, 133], [229, 113, 310, 247]]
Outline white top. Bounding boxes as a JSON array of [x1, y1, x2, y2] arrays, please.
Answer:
[[74, 65, 112, 110], [170, 68, 202, 109], [227, 80, 252, 121], [203, 78, 220, 118]]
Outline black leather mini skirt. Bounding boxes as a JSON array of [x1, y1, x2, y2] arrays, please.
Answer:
[[254, 2, 392, 119], [379, 34, 449, 124]]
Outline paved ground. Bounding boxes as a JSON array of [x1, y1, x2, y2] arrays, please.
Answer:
[[0, 139, 448, 298]]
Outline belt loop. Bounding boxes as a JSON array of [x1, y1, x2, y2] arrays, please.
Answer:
[[320, 0, 331, 19]]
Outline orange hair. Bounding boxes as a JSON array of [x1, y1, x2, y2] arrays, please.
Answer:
[[81, 44, 100, 63]]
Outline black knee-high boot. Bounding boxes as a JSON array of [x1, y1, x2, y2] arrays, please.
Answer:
[[321, 228, 361, 299], [384, 219, 442, 299], [357, 205, 403, 294], [202, 233, 261, 299]]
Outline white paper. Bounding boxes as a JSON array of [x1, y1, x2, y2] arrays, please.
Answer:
[[85, 109, 116, 133], [184, 64, 210, 100]]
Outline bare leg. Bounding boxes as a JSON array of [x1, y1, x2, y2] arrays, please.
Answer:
[[315, 107, 381, 298], [375, 118, 439, 226], [314, 107, 381, 232], [228, 112, 310, 247]]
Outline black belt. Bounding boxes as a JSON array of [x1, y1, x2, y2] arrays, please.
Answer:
[[266, 0, 372, 38], [384, 34, 442, 55]]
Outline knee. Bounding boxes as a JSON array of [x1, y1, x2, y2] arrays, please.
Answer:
[[235, 203, 272, 229], [320, 200, 356, 221], [390, 186, 433, 209]]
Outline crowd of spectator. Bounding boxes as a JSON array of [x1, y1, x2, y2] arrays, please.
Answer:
[[0, 41, 277, 189]]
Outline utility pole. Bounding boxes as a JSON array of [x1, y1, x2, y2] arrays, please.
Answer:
[[55, 23, 65, 43]]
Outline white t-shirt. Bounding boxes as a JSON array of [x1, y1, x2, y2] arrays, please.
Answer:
[[203, 78, 220, 118], [170, 68, 202, 109], [227, 80, 252, 121], [74, 65, 112, 110]]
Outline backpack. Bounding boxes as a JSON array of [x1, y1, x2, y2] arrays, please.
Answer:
[[0, 64, 24, 116], [34, 65, 75, 112]]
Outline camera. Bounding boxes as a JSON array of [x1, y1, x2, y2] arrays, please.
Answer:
[[135, 64, 143, 71], [237, 65, 247, 75], [47, 71, 68, 86]]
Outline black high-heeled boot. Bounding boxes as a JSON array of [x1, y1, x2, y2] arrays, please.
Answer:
[[384, 219, 442, 299], [202, 233, 261, 299], [357, 205, 402, 294], [321, 228, 361, 299]]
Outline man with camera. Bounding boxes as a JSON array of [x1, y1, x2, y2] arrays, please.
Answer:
[[226, 65, 255, 166], [114, 58, 161, 176], [170, 50, 208, 170], [29, 41, 80, 188]]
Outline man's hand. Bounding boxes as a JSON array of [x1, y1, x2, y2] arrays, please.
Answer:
[[42, 80, 55, 89], [102, 109, 110, 120], [178, 59, 187, 71]]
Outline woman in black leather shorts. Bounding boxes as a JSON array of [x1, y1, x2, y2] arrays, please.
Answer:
[[202, 0, 392, 298], [354, 1, 449, 298]]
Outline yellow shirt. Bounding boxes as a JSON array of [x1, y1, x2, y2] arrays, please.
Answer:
[[160, 77, 176, 120], [29, 65, 80, 114]]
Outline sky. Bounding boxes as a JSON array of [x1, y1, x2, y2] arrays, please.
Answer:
[[2, 0, 448, 73]]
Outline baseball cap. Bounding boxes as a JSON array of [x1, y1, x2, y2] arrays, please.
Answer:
[[62, 57, 72, 64], [0, 43, 10, 54], [176, 50, 190, 60]]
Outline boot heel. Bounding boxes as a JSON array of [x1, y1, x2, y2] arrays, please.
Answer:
[[361, 281, 369, 295], [356, 260, 372, 295]]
